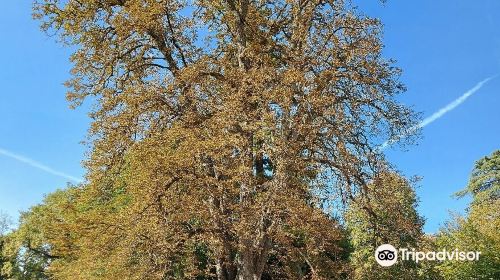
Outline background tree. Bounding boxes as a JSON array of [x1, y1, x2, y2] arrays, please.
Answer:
[[345, 171, 425, 280], [0, 213, 9, 236], [0, 212, 12, 279], [435, 150, 500, 280], [32, 0, 417, 278], [455, 150, 499, 204], [1, 188, 82, 280]]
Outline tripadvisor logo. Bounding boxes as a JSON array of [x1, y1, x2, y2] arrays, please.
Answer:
[[375, 244, 398, 267], [375, 244, 481, 267]]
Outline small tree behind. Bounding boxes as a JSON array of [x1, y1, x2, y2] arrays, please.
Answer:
[[345, 171, 425, 279], [436, 150, 500, 279]]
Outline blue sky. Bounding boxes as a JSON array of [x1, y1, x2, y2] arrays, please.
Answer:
[[0, 1, 499, 233]]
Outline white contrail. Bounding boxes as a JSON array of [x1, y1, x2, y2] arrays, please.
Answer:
[[417, 76, 496, 129], [0, 147, 82, 183], [380, 75, 497, 150]]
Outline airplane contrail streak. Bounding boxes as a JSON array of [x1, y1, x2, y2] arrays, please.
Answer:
[[380, 75, 497, 150], [417, 76, 496, 129], [0, 147, 82, 183]]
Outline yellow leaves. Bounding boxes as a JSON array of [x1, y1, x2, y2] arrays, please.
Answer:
[[29, 0, 420, 278]]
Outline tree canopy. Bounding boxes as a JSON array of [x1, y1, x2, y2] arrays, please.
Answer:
[[18, 0, 420, 278], [345, 171, 425, 280], [456, 150, 500, 204], [436, 150, 500, 280]]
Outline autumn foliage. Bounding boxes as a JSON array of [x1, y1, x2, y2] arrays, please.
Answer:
[[4, 0, 422, 279]]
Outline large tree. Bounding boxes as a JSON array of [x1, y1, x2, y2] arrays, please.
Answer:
[[33, 0, 417, 279]]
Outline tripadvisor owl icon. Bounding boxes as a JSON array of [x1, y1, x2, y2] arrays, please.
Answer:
[[375, 244, 398, 267]]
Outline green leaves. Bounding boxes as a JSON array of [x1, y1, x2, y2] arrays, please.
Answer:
[[436, 150, 500, 280], [456, 150, 500, 204], [345, 172, 425, 280]]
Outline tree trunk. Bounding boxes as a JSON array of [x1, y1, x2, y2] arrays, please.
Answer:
[[236, 252, 263, 280], [234, 235, 271, 280]]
